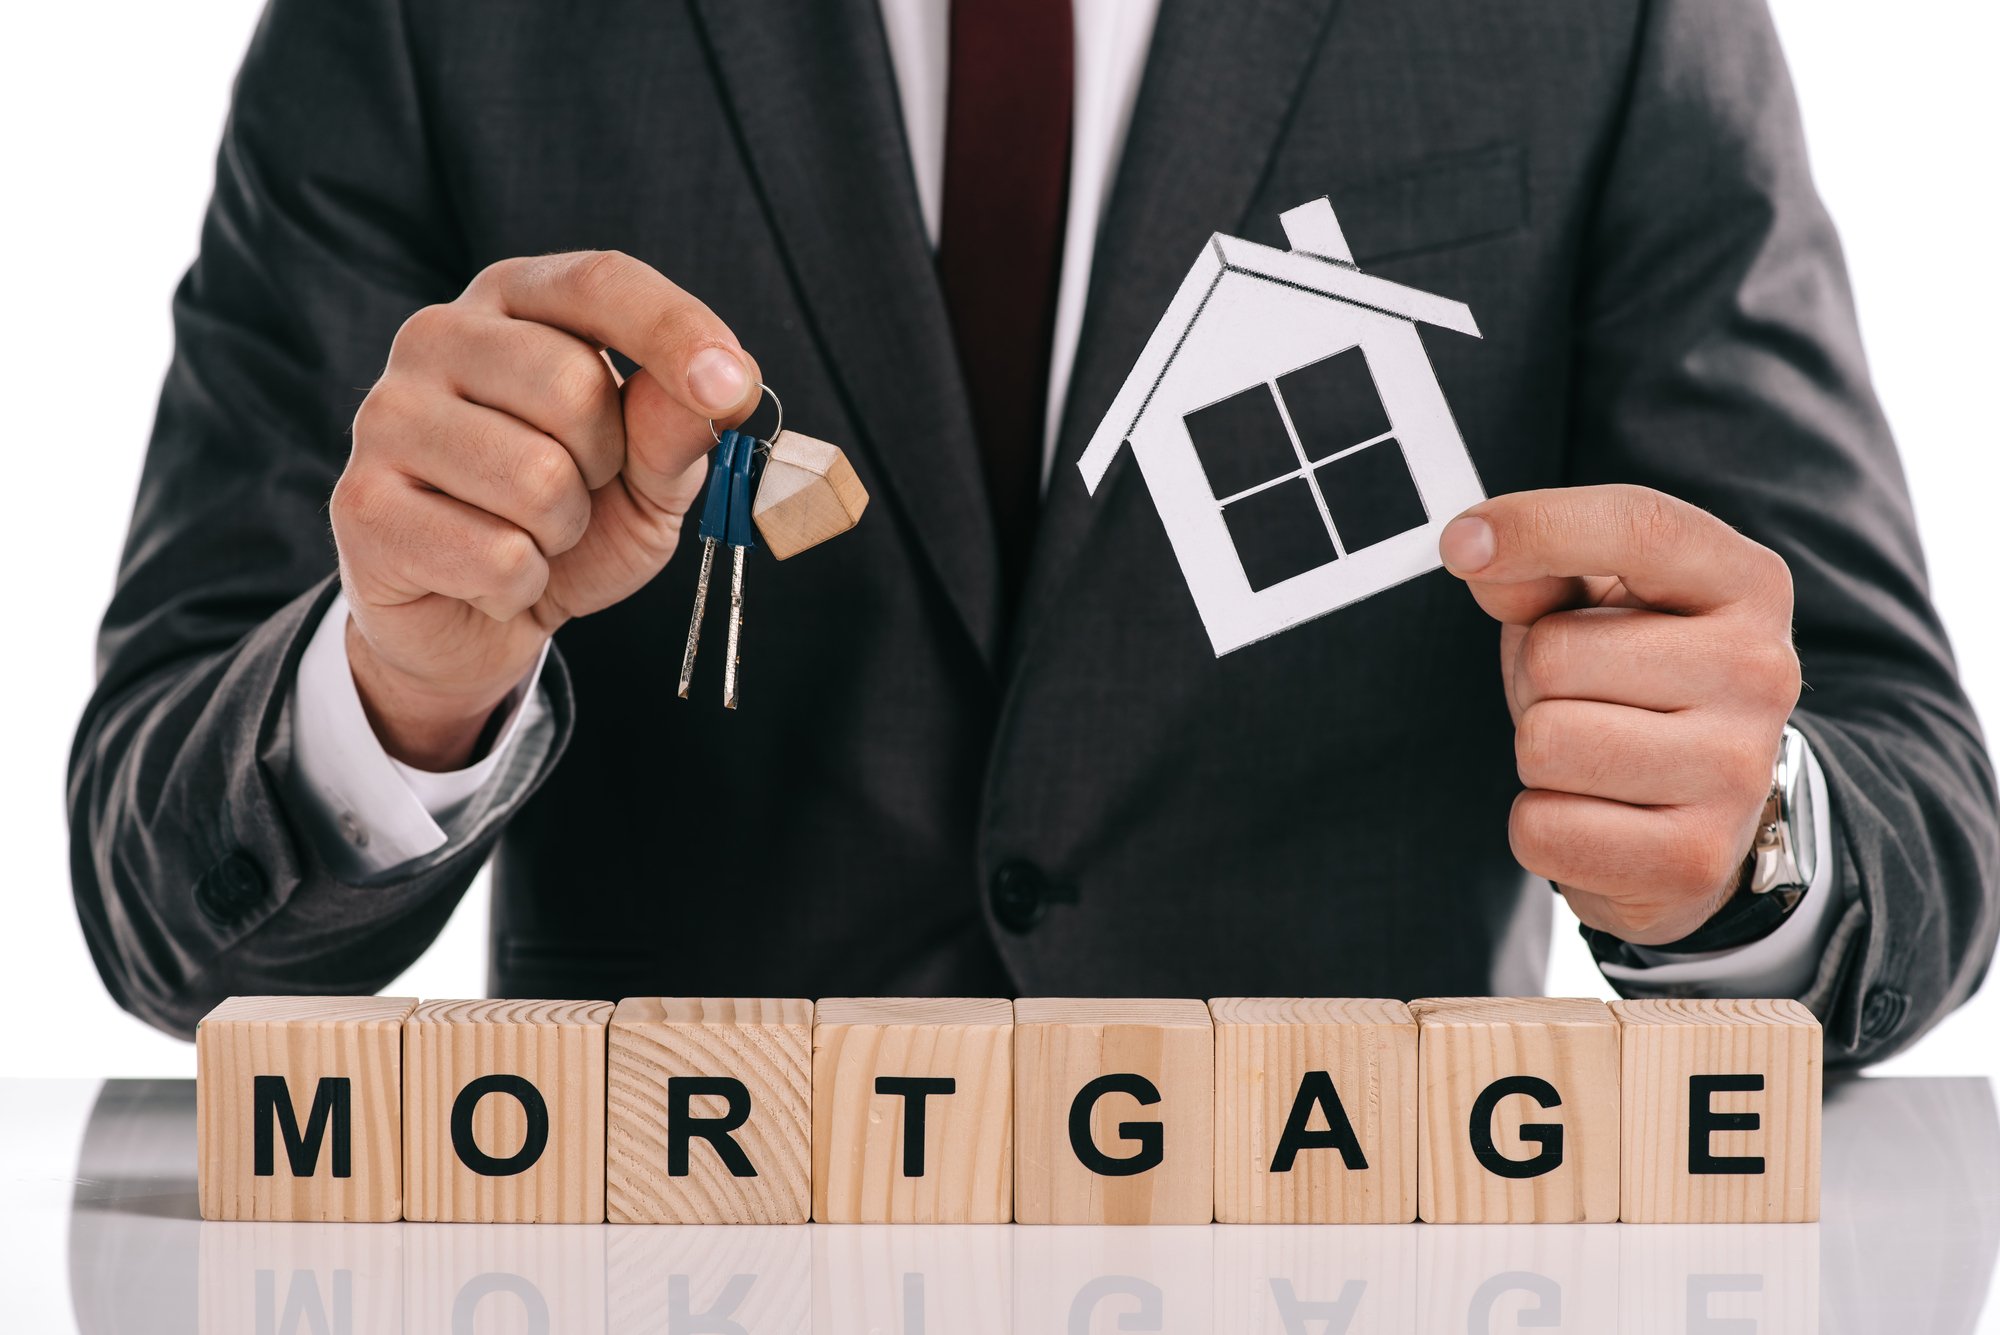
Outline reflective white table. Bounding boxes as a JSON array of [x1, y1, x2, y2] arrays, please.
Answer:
[[4, 1075, 1996, 1332]]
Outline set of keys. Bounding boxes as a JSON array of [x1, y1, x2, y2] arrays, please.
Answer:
[[678, 385, 869, 708]]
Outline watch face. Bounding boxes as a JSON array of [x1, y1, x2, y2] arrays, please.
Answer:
[[1780, 727, 1817, 891]]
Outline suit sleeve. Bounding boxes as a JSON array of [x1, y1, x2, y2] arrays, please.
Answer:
[[1569, 0, 1999, 1064], [66, 0, 572, 1040]]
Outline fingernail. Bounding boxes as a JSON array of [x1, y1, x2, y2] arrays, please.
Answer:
[[1440, 515, 1495, 572], [687, 347, 749, 415]]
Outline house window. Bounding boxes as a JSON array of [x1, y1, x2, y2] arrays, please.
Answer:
[[1183, 345, 1428, 591]]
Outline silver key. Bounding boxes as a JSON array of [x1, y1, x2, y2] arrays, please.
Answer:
[[677, 536, 718, 699]]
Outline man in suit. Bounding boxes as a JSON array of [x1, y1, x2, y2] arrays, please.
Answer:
[[70, 0, 1997, 1064]]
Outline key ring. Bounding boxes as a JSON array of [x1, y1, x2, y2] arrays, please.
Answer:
[[709, 382, 782, 448]]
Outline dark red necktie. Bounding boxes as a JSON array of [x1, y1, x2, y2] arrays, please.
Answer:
[[936, 0, 1074, 603]]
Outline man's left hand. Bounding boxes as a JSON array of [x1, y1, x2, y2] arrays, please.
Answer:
[[1440, 484, 1803, 945]]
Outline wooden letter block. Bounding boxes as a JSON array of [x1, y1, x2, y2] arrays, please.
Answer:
[[752, 430, 869, 559], [606, 997, 813, 1224], [196, 995, 416, 1221], [1412, 997, 1620, 1223], [811, 998, 1013, 1222], [1613, 997, 1822, 1222], [1014, 998, 1214, 1224], [403, 998, 612, 1223], [1211, 997, 1417, 1223]]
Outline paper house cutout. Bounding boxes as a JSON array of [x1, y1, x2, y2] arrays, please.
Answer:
[[1078, 198, 1486, 655]]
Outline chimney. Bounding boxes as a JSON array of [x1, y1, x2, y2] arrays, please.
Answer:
[[1280, 197, 1354, 266]]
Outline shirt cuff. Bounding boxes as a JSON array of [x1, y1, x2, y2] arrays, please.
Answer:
[[1598, 731, 1843, 999], [286, 591, 551, 879]]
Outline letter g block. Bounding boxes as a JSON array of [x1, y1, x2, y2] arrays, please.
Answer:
[[1411, 997, 1620, 1223], [196, 995, 416, 1221], [402, 999, 612, 1223]]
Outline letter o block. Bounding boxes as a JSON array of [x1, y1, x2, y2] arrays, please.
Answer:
[[403, 998, 612, 1223], [1613, 998, 1822, 1222], [196, 995, 416, 1221], [811, 998, 1014, 1223], [606, 997, 813, 1224], [1014, 998, 1215, 1224], [1412, 997, 1620, 1223]]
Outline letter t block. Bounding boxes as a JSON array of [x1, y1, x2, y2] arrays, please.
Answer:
[[605, 997, 814, 1223], [1412, 997, 1620, 1223], [196, 995, 416, 1221], [811, 998, 1014, 1222], [1613, 998, 1822, 1222]]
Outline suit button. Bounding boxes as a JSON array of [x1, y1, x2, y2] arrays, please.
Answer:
[[196, 852, 268, 928], [990, 860, 1051, 932]]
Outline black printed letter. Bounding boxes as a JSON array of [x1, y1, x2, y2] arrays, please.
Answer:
[[874, 1076, 955, 1177], [1069, 1073, 1165, 1176], [253, 1075, 351, 1178], [1469, 1075, 1564, 1179], [450, 1073, 549, 1177], [1269, 1070, 1369, 1173], [668, 1076, 757, 1178], [1688, 1074, 1766, 1175]]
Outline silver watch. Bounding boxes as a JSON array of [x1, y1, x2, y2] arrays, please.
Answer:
[[1746, 725, 1817, 911]]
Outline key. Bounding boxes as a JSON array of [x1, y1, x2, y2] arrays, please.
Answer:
[[677, 429, 742, 698], [721, 428, 759, 709]]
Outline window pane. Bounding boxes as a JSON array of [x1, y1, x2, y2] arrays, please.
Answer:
[[1182, 383, 1299, 499], [1222, 478, 1338, 591], [1277, 346, 1392, 459], [1316, 438, 1428, 552]]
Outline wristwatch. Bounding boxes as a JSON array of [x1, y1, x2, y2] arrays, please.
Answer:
[[1587, 724, 1818, 958]]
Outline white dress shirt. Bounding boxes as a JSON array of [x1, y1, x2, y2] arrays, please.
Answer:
[[286, 0, 1842, 996]]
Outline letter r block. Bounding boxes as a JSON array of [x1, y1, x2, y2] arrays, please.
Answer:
[[1412, 997, 1620, 1223], [1211, 997, 1417, 1223], [196, 995, 416, 1221], [1613, 998, 1822, 1222], [403, 999, 612, 1223], [1013, 998, 1214, 1224], [605, 997, 814, 1223], [811, 998, 1014, 1222]]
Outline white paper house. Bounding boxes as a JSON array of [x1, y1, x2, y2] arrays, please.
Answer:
[[1078, 197, 1485, 655]]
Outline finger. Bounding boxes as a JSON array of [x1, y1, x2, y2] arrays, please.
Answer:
[[1509, 605, 1770, 715], [1515, 698, 1730, 807], [1441, 484, 1783, 617], [390, 399, 593, 559], [408, 313, 628, 490], [1509, 788, 1745, 911], [470, 250, 760, 421], [334, 470, 550, 622], [1460, 572, 1614, 629], [617, 366, 732, 522]]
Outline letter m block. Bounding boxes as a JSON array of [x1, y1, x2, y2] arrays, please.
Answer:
[[196, 995, 416, 1221]]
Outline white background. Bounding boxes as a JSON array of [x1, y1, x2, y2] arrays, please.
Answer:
[[0, 1, 1993, 1080]]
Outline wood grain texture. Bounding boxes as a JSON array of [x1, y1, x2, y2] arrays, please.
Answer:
[[606, 997, 813, 1224], [811, 997, 1013, 1223], [196, 995, 415, 1222], [752, 430, 869, 559], [1412, 997, 1620, 1223], [1211, 997, 1417, 1223], [403, 998, 612, 1223], [1612, 997, 1822, 1222], [1013, 997, 1214, 1224]]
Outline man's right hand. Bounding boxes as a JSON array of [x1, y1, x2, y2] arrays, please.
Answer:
[[331, 251, 760, 771]]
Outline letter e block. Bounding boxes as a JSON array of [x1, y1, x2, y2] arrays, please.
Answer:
[[811, 998, 1013, 1222], [1613, 998, 1822, 1222], [1412, 997, 1620, 1223], [1014, 998, 1214, 1224], [403, 999, 612, 1223], [606, 997, 814, 1224], [197, 995, 415, 1221], [1211, 997, 1417, 1223]]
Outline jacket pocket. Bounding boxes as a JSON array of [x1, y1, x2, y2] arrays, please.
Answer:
[[1303, 142, 1528, 265]]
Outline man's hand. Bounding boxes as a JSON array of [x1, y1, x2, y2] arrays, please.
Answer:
[[1439, 485, 1803, 945], [332, 251, 761, 770]]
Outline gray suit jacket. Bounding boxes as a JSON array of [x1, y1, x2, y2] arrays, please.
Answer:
[[69, 0, 1998, 1062]]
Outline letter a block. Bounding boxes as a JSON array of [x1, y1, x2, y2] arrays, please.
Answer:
[[1014, 998, 1215, 1224], [1211, 997, 1417, 1223], [196, 995, 416, 1221], [403, 999, 612, 1223], [1612, 998, 1822, 1222], [811, 998, 1014, 1222], [606, 997, 814, 1224], [1412, 998, 1620, 1223]]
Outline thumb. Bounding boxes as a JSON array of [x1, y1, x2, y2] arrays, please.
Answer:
[[618, 355, 764, 519]]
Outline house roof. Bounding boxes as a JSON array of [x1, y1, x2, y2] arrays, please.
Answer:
[[1079, 215, 1481, 492]]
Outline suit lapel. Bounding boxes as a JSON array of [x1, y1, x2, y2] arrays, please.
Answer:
[[1012, 0, 1342, 671], [690, 0, 1004, 663]]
